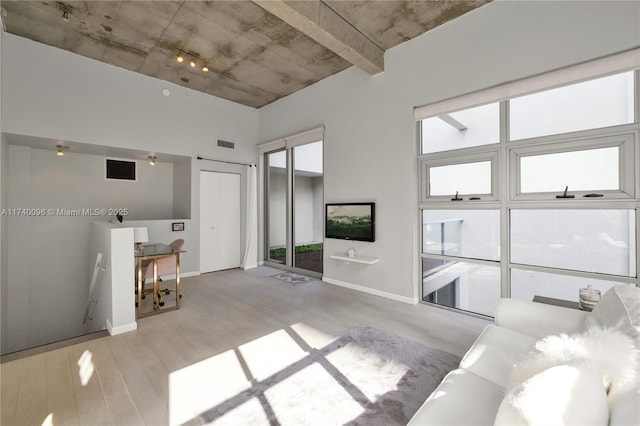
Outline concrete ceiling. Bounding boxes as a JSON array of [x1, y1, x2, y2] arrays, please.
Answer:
[[1, 0, 490, 108]]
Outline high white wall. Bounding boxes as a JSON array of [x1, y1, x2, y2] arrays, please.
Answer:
[[258, 0, 640, 301], [1, 32, 259, 272], [2, 146, 177, 353], [1, 32, 259, 353]]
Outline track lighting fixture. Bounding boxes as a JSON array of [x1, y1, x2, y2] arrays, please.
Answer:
[[148, 155, 156, 166], [175, 50, 210, 74]]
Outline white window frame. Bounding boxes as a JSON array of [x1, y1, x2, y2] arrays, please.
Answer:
[[419, 149, 500, 204], [509, 130, 637, 201]]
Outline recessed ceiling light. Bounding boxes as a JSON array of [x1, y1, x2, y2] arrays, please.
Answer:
[[161, 88, 170, 96]]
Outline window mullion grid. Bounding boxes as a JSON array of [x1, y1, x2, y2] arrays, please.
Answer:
[[419, 69, 640, 310]]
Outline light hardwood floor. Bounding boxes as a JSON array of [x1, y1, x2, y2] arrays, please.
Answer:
[[1, 266, 490, 426]]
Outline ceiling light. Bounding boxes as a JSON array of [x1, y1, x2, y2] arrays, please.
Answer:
[[202, 65, 209, 72], [176, 54, 184, 63], [148, 155, 156, 166], [56, 145, 67, 156], [190, 60, 196, 68]]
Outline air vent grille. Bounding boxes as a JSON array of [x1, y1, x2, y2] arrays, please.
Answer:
[[217, 139, 235, 149]]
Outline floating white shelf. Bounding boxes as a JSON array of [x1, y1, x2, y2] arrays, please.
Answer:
[[330, 254, 379, 265]]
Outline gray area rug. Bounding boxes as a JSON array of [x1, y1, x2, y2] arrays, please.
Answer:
[[198, 325, 461, 425], [269, 272, 314, 286]]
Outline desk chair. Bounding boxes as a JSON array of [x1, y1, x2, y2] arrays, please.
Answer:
[[140, 239, 184, 307]]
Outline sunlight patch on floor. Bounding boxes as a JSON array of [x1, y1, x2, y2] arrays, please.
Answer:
[[263, 363, 365, 425], [326, 342, 409, 401], [290, 322, 336, 349], [202, 397, 269, 426], [76, 350, 94, 386], [40, 413, 53, 426], [169, 349, 250, 426], [238, 329, 307, 380], [169, 323, 352, 425]]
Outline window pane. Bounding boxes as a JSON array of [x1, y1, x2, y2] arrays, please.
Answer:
[[520, 147, 619, 193], [510, 72, 635, 140], [511, 269, 621, 305], [430, 161, 491, 196], [422, 260, 500, 317], [421, 103, 500, 154], [266, 151, 287, 264], [422, 210, 500, 260], [511, 210, 636, 276], [294, 141, 323, 274]]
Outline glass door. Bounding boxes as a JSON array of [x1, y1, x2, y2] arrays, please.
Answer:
[[293, 141, 323, 273], [265, 150, 288, 265], [265, 141, 324, 275]]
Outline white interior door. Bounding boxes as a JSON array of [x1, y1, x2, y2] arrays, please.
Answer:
[[200, 171, 241, 273]]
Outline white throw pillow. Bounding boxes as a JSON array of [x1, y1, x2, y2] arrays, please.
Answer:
[[495, 362, 609, 426], [507, 326, 639, 400]]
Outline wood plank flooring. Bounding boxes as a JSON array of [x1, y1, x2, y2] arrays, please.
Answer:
[[0, 266, 490, 426]]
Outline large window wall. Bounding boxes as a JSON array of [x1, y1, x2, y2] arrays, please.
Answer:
[[417, 65, 639, 317]]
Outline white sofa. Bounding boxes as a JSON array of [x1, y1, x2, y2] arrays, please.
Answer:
[[409, 285, 640, 425]]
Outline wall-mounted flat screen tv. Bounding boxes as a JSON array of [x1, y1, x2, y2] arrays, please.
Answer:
[[325, 202, 375, 242]]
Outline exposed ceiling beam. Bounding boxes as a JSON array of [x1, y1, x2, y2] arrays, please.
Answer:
[[252, 0, 384, 75]]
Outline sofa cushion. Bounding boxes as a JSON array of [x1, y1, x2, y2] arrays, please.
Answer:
[[408, 369, 504, 426], [584, 285, 640, 346], [609, 385, 640, 426], [494, 362, 609, 426], [459, 325, 537, 388]]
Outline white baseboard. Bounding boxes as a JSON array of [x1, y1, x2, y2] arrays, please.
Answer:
[[322, 277, 419, 305], [106, 319, 137, 336]]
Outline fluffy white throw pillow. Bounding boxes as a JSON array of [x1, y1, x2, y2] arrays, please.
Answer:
[[495, 362, 609, 426], [508, 326, 639, 401]]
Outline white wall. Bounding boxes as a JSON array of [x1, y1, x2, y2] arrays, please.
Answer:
[[2, 146, 175, 353], [1, 32, 259, 353], [258, 0, 640, 301], [88, 222, 137, 336]]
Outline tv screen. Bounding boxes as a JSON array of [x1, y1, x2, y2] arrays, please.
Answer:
[[325, 203, 375, 242]]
